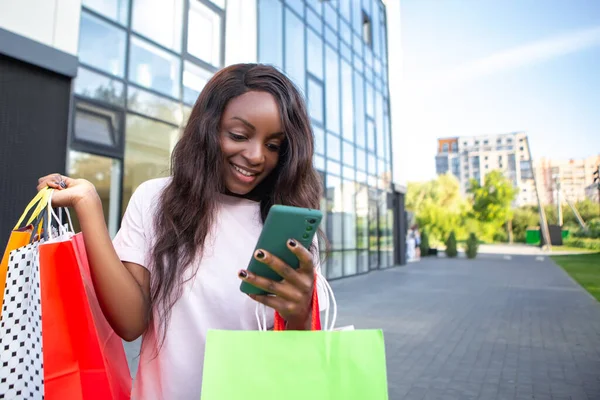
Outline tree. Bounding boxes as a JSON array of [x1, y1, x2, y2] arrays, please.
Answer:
[[445, 231, 458, 258], [406, 174, 472, 245], [465, 233, 479, 259], [468, 170, 517, 241]]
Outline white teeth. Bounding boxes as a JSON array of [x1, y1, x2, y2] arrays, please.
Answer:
[[232, 164, 256, 177]]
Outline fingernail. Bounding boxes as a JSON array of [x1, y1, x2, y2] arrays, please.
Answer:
[[288, 239, 297, 247], [256, 250, 265, 259], [238, 270, 248, 279]]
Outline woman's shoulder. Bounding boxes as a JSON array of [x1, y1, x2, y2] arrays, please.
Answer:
[[133, 177, 172, 197]]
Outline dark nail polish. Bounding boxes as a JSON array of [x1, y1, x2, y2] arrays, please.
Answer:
[[256, 250, 265, 259], [288, 239, 297, 247], [238, 270, 248, 278]]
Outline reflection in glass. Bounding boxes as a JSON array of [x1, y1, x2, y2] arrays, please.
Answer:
[[307, 78, 323, 123], [123, 115, 180, 213], [340, 41, 352, 61], [366, 83, 374, 117], [324, 3, 337, 30], [327, 160, 341, 176], [307, 29, 324, 80], [128, 87, 182, 126], [341, 59, 354, 142], [376, 92, 385, 157], [183, 61, 213, 105], [342, 180, 356, 249], [325, 46, 340, 134], [325, 26, 337, 49], [129, 36, 181, 99], [367, 119, 375, 152], [306, 7, 322, 34], [343, 140, 354, 166], [326, 133, 340, 161], [258, 0, 283, 69], [326, 174, 343, 250], [286, 0, 304, 16], [343, 251, 357, 276], [353, 71, 365, 148], [306, 0, 322, 15], [74, 104, 119, 147], [356, 185, 369, 249], [340, 0, 351, 22], [356, 148, 366, 172], [68, 151, 121, 237], [358, 250, 369, 273], [132, 0, 183, 51], [83, 0, 128, 24], [187, 1, 222, 67], [79, 12, 126, 77], [75, 67, 125, 106], [368, 197, 379, 269], [326, 252, 343, 279], [313, 125, 325, 155], [284, 8, 305, 93]]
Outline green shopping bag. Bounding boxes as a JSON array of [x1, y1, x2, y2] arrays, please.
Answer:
[[200, 329, 389, 399]]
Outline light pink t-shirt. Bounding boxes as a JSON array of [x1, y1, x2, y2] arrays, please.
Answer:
[[112, 177, 323, 399]]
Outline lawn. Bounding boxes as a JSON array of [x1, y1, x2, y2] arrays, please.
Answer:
[[552, 253, 600, 302]]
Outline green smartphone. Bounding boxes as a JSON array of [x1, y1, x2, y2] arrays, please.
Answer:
[[240, 204, 323, 296]]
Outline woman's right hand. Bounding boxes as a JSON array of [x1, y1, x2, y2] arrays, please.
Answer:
[[36, 173, 99, 209]]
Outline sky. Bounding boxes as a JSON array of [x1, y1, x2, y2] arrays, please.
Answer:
[[391, 0, 600, 184]]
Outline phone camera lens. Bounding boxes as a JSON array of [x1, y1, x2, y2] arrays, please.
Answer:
[[307, 218, 316, 224], [306, 226, 313, 232], [303, 233, 309, 239]]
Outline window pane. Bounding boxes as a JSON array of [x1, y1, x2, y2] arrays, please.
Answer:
[[368, 153, 377, 175], [82, 0, 128, 24], [340, 41, 352, 61], [327, 160, 341, 176], [75, 67, 125, 106], [326, 175, 343, 250], [132, 0, 183, 51], [376, 92, 384, 157], [325, 46, 340, 134], [74, 104, 119, 147], [352, 0, 362, 32], [326, 252, 343, 279], [367, 119, 375, 152], [314, 125, 325, 155], [366, 83, 374, 117], [187, 1, 222, 67], [258, 0, 283, 69], [123, 115, 180, 211], [307, 78, 323, 123], [306, 7, 322, 34], [314, 154, 325, 171], [358, 250, 368, 273], [183, 61, 213, 105], [344, 251, 357, 276], [306, 0, 322, 15], [128, 87, 182, 126], [129, 36, 181, 99], [343, 140, 354, 166], [206, 0, 225, 8], [68, 151, 120, 236], [307, 29, 324, 80], [340, 20, 352, 45], [353, 33, 363, 57], [287, 0, 303, 16], [356, 148, 366, 171], [79, 12, 126, 77], [343, 180, 356, 249], [327, 133, 340, 161], [353, 71, 365, 147], [340, 0, 350, 22], [325, 26, 337, 50], [341, 59, 354, 141], [357, 170, 367, 183], [356, 184, 369, 249], [324, 3, 338, 30], [343, 166, 355, 180], [284, 8, 305, 93]]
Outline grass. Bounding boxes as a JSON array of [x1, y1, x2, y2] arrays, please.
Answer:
[[551, 253, 600, 302], [550, 245, 595, 253]]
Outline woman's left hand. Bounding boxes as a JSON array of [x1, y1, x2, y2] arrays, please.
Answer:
[[238, 239, 314, 330]]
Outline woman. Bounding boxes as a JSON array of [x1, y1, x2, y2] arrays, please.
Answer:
[[37, 63, 325, 399]]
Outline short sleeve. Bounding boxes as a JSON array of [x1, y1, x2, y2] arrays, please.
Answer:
[[112, 182, 152, 270]]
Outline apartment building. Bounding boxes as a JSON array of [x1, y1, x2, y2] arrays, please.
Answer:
[[535, 156, 600, 205]]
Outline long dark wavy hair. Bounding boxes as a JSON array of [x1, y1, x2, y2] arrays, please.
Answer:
[[149, 63, 324, 346]]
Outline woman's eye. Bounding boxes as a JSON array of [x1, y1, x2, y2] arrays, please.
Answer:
[[229, 132, 246, 141], [267, 143, 280, 152]]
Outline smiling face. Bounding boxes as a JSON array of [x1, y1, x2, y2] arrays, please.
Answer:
[[219, 91, 284, 196]]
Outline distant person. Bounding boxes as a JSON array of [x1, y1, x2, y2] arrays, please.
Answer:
[[406, 228, 416, 261], [413, 225, 421, 260], [36, 64, 326, 399]]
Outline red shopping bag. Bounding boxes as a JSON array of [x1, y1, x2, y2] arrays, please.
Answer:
[[39, 232, 131, 399], [273, 274, 321, 331]]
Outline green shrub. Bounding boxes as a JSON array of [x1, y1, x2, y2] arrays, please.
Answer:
[[564, 237, 600, 251], [445, 231, 458, 258], [493, 230, 508, 243], [466, 233, 479, 259], [420, 231, 430, 257]]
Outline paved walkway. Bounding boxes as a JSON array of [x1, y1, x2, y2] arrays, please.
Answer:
[[332, 256, 600, 400], [125, 255, 600, 399]]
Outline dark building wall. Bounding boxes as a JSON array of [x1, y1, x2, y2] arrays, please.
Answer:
[[0, 54, 71, 248]]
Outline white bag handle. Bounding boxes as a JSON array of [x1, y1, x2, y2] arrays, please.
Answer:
[[46, 189, 75, 241]]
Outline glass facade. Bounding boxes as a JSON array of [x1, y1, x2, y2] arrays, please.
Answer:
[[257, 0, 394, 278], [71, 0, 395, 276]]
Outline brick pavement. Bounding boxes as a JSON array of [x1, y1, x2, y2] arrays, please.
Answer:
[[125, 255, 600, 399]]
